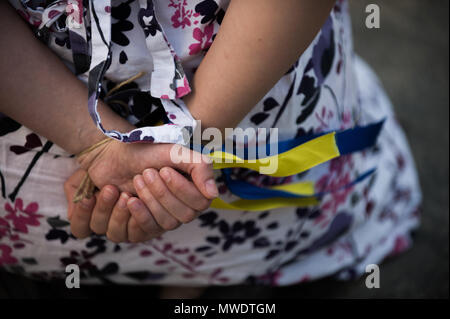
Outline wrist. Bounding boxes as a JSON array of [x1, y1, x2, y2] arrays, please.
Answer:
[[75, 101, 135, 158]]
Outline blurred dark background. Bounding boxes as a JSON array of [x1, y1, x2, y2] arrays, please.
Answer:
[[1, 0, 448, 298]]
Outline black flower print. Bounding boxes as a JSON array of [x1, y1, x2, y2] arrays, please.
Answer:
[[45, 216, 75, 244], [294, 16, 336, 127], [196, 211, 261, 252], [0, 114, 21, 137], [119, 50, 128, 64], [9, 133, 43, 155], [54, 34, 71, 50], [111, 1, 134, 46], [60, 250, 119, 282], [195, 0, 225, 25], [138, 0, 161, 37], [250, 97, 280, 126]]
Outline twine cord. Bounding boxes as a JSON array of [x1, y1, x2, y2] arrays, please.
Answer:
[[72, 72, 146, 204]]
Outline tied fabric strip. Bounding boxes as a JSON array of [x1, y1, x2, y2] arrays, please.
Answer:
[[210, 168, 376, 211], [72, 121, 384, 208], [210, 133, 339, 177], [206, 120, 384, 210], [208, 120, 385, 177], [87, 0, 197, 145]]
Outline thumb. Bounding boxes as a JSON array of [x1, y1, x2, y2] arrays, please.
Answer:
[[160, 144, 219, 199], [186, 153, 218, 200], [191, 161, 218, 200]]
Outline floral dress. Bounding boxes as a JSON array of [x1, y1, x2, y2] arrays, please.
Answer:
[[0, 0, 422, 285]]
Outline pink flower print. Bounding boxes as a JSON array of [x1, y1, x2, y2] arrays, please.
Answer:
[[390, 235, 411, 256], [315, 106, 334, 131], [48, 10, 62, 20], [0, 244, 18, 266], [169, 0, 193, 29], [318, 172, 354, 214], [188, 24, 214, 55], [257, 270, 283, 286], [5, 198, 42, 234], [66, 0, 84, 27], [176, 77, 191, 98], [16, 9, 41, 28], [0, 217, 10, 238], [340, 110, 353, 129]]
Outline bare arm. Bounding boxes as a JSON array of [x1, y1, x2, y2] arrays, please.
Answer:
[[0, 2, 133, 155], [184, 0, 336, 134], [0, 2, 217, 242]]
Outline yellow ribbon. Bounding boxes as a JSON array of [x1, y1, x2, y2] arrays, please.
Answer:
[[210, 132, 339, 177], [206, 133, 340, 210]]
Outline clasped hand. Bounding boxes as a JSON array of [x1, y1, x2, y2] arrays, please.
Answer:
[[63, 140, 218, 243]]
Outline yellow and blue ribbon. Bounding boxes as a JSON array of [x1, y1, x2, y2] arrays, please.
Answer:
[[199, 120, 385, 211]]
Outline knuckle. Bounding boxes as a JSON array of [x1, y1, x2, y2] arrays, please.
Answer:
[[106, 231, 121, 243], [161, 218, 180, 231], [137, 189, 152, 206], [70, 226, 88, 239], [89, 222, 105, 235], [169, 175, 183, 190], [198, 198, 211, 211], [107, 216, 120, 230], [128, 234, 140, 243], [151, 184, 166, 199], [127, 220, 141, 243], [180, 208, 196, 224], [111, 211, 128, 226]]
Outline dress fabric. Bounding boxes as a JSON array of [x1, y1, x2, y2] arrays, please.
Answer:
[[0, 0, 422, 285]]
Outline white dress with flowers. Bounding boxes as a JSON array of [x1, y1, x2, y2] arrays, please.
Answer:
[[0, 0, 421, 285]]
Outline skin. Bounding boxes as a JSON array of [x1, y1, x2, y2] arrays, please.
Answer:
[[1, 0, 336, 243], [84, 0, 336, 243], [0, 2, 217, 243]]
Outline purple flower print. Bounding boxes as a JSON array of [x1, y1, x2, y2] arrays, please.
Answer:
[[189, 24, 214, 55], [5, 198, 42, 234], [0, 244, 18, 266]]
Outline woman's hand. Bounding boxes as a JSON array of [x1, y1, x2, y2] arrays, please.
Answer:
[[65, 147, 216, 242], [65, 171, 164, 242], [78, 139, 218, 200]]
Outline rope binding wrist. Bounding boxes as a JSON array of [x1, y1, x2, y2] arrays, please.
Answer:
[[72, 137, 113, 204]]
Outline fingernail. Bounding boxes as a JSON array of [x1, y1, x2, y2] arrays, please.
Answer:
[[134, 175, 146, 190], [160, 168, 171, 183], [103, 187, 116, 201], [205, 179, 218, 198], [143, 169, 154, 184], [118, 193, 129, 209], [129, 198, 143, 211], [80, 197, 94, 209]]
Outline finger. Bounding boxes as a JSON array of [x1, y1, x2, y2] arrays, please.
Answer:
[[127, 215, 157, 243], [70, 196, 96, 239], [190, 160, 218, 200], [106, 193, 131, 243], [127, 197, 165, 236], [64, 169, 89, 221], [166, 146, 218, 200], [159, 167, 211, 212], [90, 185, 119, 235], [142, 169, 198, 224], [134, 175, 181, 231]]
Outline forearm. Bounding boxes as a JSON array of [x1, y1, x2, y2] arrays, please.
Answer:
[[184, 0, 335, 135], [0, 2, 133, 155]]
